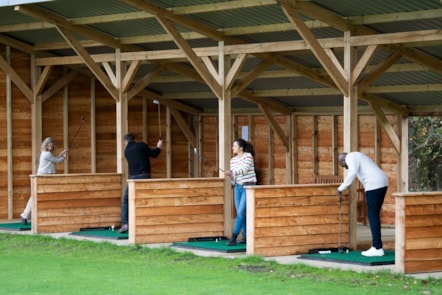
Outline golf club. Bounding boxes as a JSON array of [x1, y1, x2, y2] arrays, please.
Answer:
[[338, 193, 344, 253], [153, 99, 162, 139], [193, 147, 225, 173], [69, 116, 85, 149]]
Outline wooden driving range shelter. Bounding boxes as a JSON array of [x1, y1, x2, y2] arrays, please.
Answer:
[[0, 0, 441, 274]]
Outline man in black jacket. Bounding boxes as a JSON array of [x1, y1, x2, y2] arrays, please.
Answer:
[[119, 133, 162, 233]]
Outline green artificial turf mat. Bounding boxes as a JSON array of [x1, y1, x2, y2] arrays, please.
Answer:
[[298, 250, 395, 266], [172, 239, 246, 253], [70, 228, 128, 240], [0, 222, 31, 231]]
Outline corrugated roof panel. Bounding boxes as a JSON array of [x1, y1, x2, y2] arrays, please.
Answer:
[[91, 19, 166, 38], [371, 71, 442, 86], [41, 0, 138, 18], [313, 0, 441, 16], [384, 92, 442, 106]]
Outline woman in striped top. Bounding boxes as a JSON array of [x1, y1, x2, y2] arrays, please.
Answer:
[[224, 138, 257, 246]]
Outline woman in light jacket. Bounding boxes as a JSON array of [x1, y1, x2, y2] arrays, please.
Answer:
[[20, 137, 68, 225]]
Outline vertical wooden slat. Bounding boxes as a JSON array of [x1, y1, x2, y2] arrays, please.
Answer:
[[6, 46, 13, 219], [90, 78, 96, 173]]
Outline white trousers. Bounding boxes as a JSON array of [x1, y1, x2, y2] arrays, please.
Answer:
[[21, 196, 32, 220]]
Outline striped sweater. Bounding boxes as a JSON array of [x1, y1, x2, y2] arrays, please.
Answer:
[[230, 152, 257, 185]]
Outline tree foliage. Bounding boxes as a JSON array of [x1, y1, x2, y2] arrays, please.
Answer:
[[408, 116, 442, 191]]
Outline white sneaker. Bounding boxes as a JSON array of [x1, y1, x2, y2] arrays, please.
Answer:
[[361, 247, 384, 257]]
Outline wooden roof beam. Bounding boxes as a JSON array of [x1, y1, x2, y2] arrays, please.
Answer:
[[56, 26, 118, 101], [165, 62, 291, 115], [232, 59, 273, 97], [139, 91, 200, 116], [127, 65, 165, 101], [357, 51, 402, 93], [0, 33, 34, 54], [156, 16, 222, 99], [287, 1, 442, 77], [239, 91, 292, 115], [281, 3, 349, 96], [41, 70, 78, 102], [15, 5, 123, 49], [0, 52, 33, 102], [258, 103, 289, 151], [121, 0, 239, 44], [369, 101, 401, 153], [170, 108, 197, 148]]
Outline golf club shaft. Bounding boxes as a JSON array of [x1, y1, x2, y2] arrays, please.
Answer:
[[69, 116, 85, 148], [157, 103, 162, 139], [338, 195, 342, 251]]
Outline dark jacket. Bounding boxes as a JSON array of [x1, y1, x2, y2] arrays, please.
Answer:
[[125, 141, 161, 176]]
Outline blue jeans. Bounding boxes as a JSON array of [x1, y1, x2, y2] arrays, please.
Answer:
[[121, 174, 150, 225], [233, 183, 254, 237], [365, 186, 387, 249]]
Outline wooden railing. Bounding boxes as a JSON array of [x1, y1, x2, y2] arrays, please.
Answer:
[[127, 178, 225, 244], [394, 191, 442, 274], [246, 184, 349, 256], [31, 173, 122, 233]]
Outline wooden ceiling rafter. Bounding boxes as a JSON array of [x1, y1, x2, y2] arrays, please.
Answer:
[[41, 70, 78, 102], [258, 103, 289, 150], [122, 0, 296, 115], [6, 1, 440, 118], [285, 0, 442, 87], [231, 58, 274, 97], [127, 65, 165, 101], [357, 51, 402, 94], [279, 0, 411, 143], [34, 65, 53, 95], [14, 3, 204, 115], [56, 26, 119, 101], [0, 52, 33, 102], [121, 0, 343, 114], [6, 3, 440, 50], [155, 16, 223, 99], [14, 5, 126, 50]]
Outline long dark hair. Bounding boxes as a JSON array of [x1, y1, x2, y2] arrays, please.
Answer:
[[235, 138, 255, 157]]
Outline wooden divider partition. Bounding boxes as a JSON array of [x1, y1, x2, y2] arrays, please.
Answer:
[[246, 184, 348, 257], [394, 191, 442, 274], [31, 173, 122, 233], [127, 178, 225, 244]]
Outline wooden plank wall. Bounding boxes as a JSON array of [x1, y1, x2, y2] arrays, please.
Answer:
[[32, 173, 122, 233], [0, 46, 398, 227], [246, 184, 349, 257], [394, 192, 442, 274], [202, 113, 398, 225], [127, 178, 225, 244], [0, 48, 33, 218]]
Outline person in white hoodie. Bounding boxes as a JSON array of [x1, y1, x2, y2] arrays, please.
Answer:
[[20, 137, 68, 225], [336, 152, 388, 257]]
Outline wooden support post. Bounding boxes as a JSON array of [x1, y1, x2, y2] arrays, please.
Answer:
[[218, 41, 233, 235], [399, 115, 408, 192], [90, 78, 96, 173], [343, 31, 359, 250], [6, 46, 13, 219]]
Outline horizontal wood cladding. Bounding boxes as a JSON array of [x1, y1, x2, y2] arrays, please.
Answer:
[[247, 184, 349, 257], [128, 178, 225, 244], [395, 192, 442, 274], [32, 173, 122, 233]]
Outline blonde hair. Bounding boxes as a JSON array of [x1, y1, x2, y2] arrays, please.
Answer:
[[41, 137, 55, 152]]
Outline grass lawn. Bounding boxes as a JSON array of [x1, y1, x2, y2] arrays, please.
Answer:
[[0, 233, 440, 295]]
